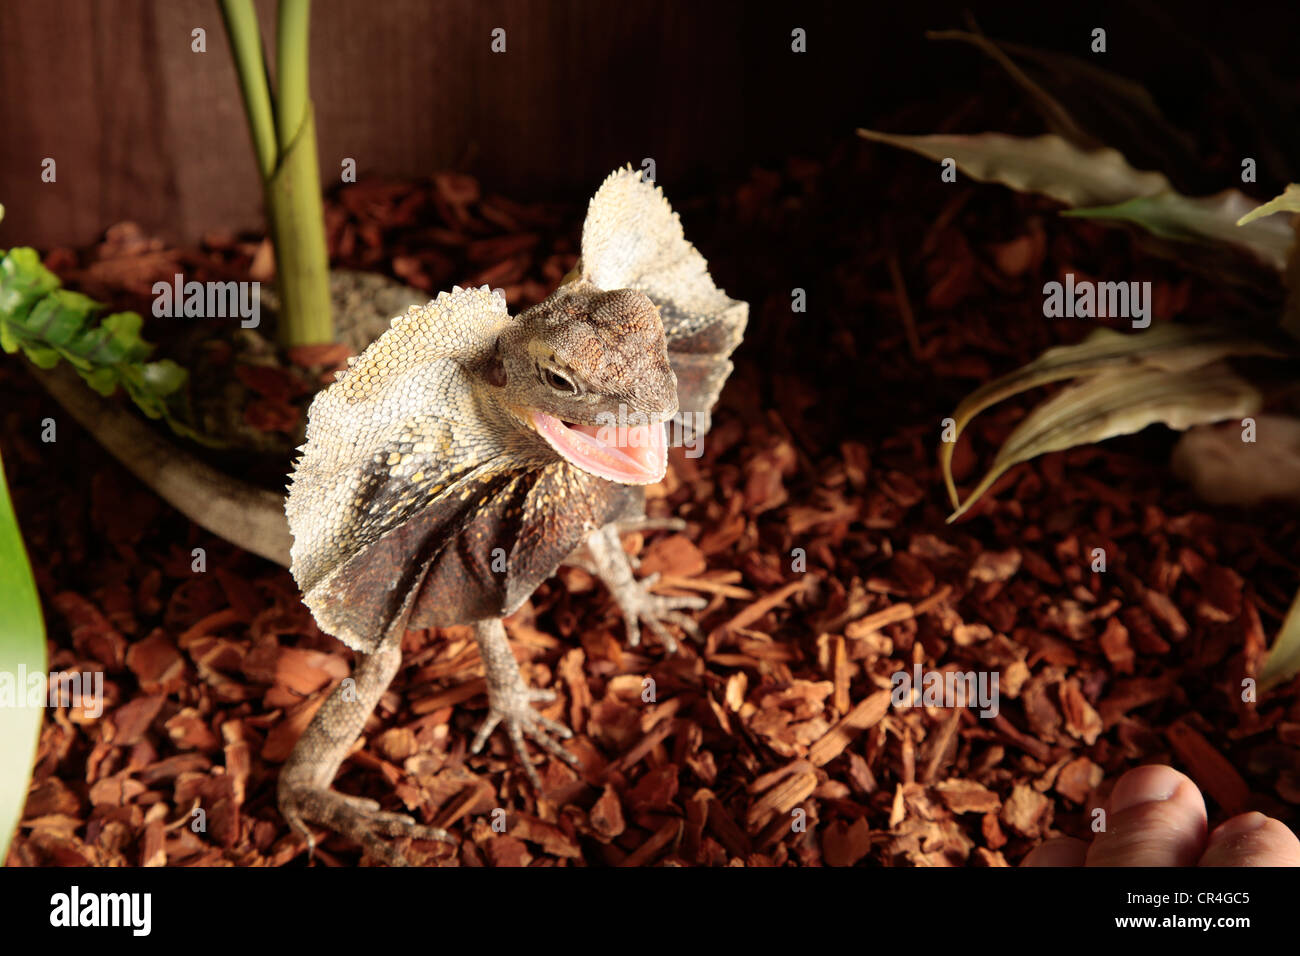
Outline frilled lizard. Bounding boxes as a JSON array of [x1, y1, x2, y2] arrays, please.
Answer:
[[281, 167, 746, 862]]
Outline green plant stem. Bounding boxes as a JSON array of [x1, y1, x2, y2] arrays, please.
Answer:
[[268, 0, 330, 346], [267, 103, 333, 346], [221, 0, 332, 347], [219, 0, 277, 180], [275, 0, 311, 147]]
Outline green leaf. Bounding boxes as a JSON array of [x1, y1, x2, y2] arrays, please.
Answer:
[[857, 129, 1168, 207], [138, 359, 188, 396], [18, 344, 61, 370], [1261, 588, 1300, 692], [81, 366, 119, 396], [0, 249, 60, 321], [1236, 185, 1300, 340], [0, 451, 47, 864], [1067, 190, 1294, 271], [20, 290, 101, 356], [76, 311, 153, 366], [1236, 183, 1300, 225], [858, 131, 1294, 273], [938, 323, 1291, 509], [949, 361, 1262, 521], [0, 248, 207, 442]]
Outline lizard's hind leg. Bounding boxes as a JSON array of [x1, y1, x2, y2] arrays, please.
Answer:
[[572, 522, 708, 654], [278, 636, 452, 866]]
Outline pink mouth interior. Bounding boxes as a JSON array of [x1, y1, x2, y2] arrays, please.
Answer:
[[531, 410, 667, 484]]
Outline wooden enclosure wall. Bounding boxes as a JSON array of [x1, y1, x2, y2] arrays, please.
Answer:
[[0, 0, 762, 248], [2, 0, 1296, 249]]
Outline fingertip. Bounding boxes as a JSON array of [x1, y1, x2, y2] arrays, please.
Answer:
[[1086, 765, 1207, 867], [1200, 813, 1300, 867], [1021, 837, 1089, 867], [1107, 765, 1198, 815]]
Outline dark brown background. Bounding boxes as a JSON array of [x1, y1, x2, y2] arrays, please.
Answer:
[[2, 0, 1297, 248]]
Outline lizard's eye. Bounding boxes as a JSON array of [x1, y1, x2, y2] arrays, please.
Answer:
[[542, 367, 579, 395]]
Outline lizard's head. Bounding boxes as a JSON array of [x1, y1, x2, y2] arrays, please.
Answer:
[[490, 280, 677, 484]]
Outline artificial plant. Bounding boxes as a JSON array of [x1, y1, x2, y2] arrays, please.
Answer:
[[860, 30, 1300, 689]]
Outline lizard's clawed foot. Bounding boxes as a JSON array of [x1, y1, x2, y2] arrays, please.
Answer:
[[279, 783, 454, 867], [472, 681, 579, 790], [607, 572, 707, 653]]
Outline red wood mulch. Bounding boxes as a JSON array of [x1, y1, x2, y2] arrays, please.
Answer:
[[4, 139, 1299, 867]]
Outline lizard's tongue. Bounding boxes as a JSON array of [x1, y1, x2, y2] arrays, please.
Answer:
[[531, 410, 667, 484]]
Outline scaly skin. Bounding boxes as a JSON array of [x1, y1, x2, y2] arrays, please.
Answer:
[[570, 522, 706, 653], [469, 618, 578, 789], [281, 167, 746, 862], [278, 635, 452, 865]]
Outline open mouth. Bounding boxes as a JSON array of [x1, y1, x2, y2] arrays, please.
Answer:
[[530, 410, 667, 484]]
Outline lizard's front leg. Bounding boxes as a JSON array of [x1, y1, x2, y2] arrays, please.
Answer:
[[571, 520, 707, 653], [470, 618, 580, 789], [279, 636, 452, 865]]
